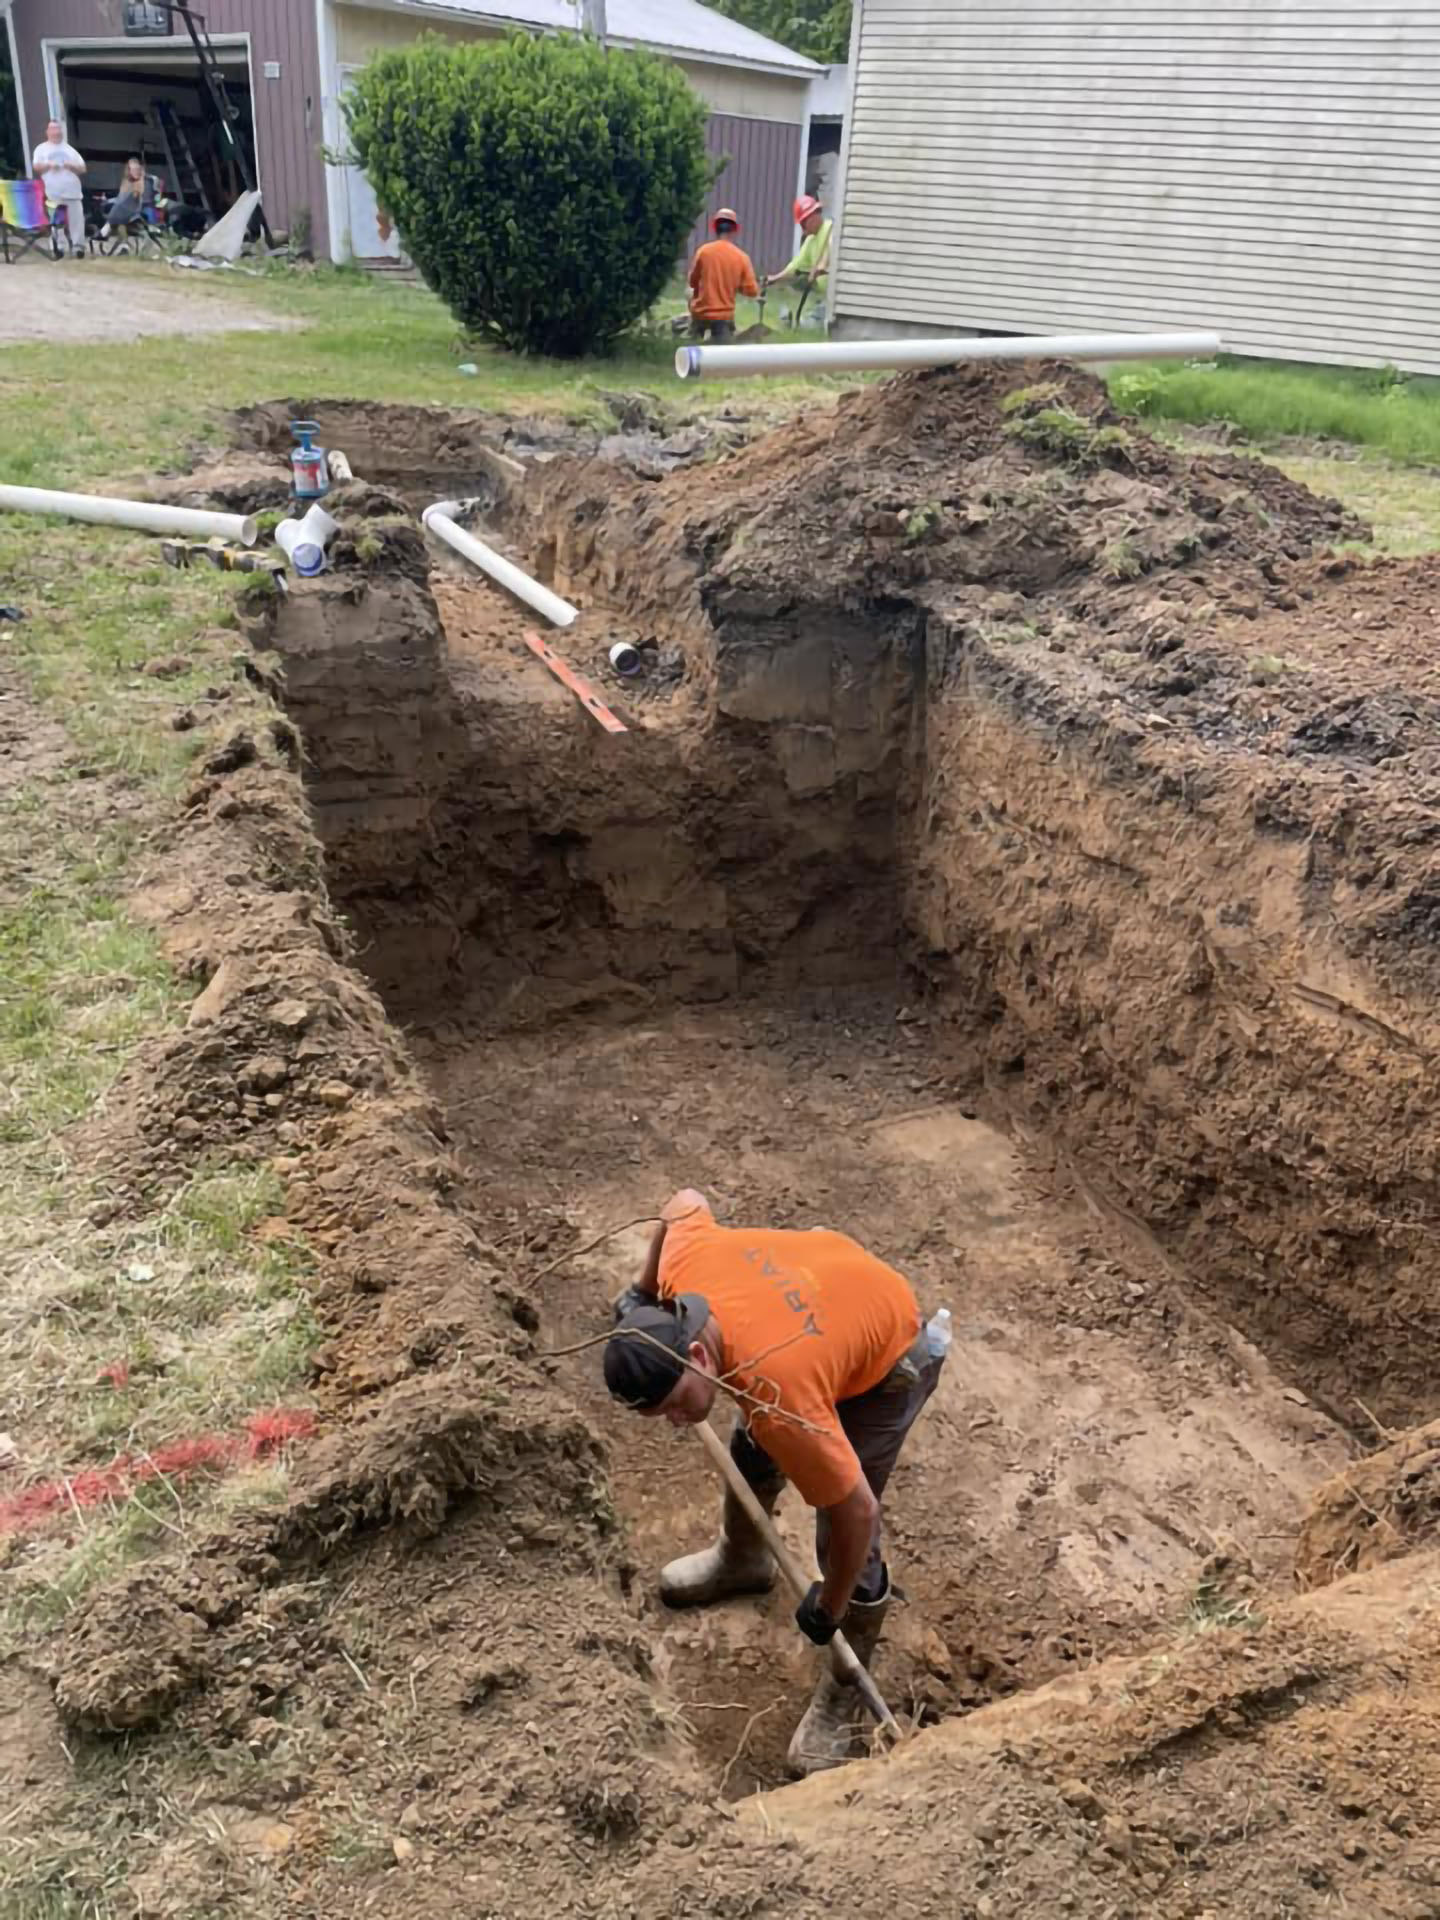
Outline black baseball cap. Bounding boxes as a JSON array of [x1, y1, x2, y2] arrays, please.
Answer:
[[604, 1295, 711, 1410]]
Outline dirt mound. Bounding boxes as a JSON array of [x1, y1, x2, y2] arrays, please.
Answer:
[[1296, 1419, 1440, 1590], [734, 1563, 1440, 1920], [52, 1367, 607, 1733], [518, 361, 1364, 646]]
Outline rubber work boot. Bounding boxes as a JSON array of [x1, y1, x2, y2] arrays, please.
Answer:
[[786, 1576, 891, 1777], [659, 1485, 779, 1608]]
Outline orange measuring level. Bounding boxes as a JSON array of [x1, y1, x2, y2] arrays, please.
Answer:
[[522, 629, 629, 733]]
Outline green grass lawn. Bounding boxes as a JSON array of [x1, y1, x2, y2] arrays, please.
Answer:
[[1114, 355, 1440, 555], [1112, 354, 1440, 470]]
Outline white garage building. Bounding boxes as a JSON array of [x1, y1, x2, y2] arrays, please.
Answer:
[[832, 1, 1440, 373]]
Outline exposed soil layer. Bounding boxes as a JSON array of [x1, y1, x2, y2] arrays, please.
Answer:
[[420, 993, 1346, 1795], [251, 364, 1440, 1426], [20, 367, 1440, 1920], [1296, 1418, 1440, 1589]]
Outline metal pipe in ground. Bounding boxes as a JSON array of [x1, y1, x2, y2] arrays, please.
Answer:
[[674, 329, 1223, 381]]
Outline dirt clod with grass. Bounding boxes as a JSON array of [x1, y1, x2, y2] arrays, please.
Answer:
[[10, 358, 1440, 1920]]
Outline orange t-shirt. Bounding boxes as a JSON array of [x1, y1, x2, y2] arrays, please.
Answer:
[[687, 237, 760, 321], [658, 1204, 919, 1508]]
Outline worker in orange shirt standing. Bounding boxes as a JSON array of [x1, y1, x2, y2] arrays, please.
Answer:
[[687, 207, 760, 343], [604, 1188, 946, 1775]]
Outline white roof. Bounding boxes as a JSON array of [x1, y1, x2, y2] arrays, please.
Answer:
[[372, 0, 821, 76]]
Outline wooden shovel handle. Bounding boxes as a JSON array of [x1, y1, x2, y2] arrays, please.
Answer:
[[695, 1420, 903, 1743]]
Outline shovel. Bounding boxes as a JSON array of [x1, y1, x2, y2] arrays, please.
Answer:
[[733, 277, 771, 346], [694, 1419, 904, 1746]]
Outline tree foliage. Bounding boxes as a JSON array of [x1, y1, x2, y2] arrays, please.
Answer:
[[710, 1, 852, 64], [344, 33, 709, 357]]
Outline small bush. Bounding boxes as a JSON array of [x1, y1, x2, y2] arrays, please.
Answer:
[[345, 33, 710, 357]]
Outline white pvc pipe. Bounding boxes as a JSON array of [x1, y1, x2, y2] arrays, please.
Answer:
[[674, 329, 1223, 381], [422, 499, 578, 629], [275, 503, 339, 576], [327, 450, 355, 483], [0, 483, 258, 545]]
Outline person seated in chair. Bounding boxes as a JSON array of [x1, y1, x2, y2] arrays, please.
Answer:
[[31, 119, 87, 257], [101, 157, 161, 241]]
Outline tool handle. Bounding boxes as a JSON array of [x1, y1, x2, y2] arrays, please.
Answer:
[[695, 1420, 903, 1743]]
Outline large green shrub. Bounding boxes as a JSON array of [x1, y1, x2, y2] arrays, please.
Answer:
[[344, 33, 709, 357]]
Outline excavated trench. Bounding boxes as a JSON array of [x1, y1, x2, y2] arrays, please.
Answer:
[[236, 378, 1440, 1794]]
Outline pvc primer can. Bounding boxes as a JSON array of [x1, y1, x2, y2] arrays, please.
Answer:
[[290, 420, 330, 501]]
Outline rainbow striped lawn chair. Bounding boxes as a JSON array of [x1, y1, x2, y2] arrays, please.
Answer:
[[0, 179, 59, 264]]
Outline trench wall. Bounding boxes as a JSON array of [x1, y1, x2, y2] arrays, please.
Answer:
[[909, 616, 1440, 1425], [254, 545, 1440, 1427], [252, 554, 921, 1011]]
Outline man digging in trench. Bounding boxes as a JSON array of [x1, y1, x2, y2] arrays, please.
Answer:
[[604, 1188, 944, 1775]]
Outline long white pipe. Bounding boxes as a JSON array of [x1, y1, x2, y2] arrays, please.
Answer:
[[0, 483, 258, 546], [674, 329, 1223, 381], [422, 499, 578, 629]]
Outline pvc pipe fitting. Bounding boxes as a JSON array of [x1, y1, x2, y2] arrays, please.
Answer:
[[275, 503, 339, 577]]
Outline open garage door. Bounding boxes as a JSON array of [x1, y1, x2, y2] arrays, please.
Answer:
[[55, 37, 255, 224]]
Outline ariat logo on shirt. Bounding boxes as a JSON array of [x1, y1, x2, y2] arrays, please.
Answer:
[[741, 1243, 823, 1338]]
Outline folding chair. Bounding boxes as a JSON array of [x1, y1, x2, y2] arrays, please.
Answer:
[[0, 180, 60, 264], [99, 202, 170, 259]]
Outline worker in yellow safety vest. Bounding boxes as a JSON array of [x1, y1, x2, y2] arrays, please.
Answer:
[[768, 194, 833, 326]]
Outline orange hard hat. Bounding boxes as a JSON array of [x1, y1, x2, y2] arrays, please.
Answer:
[[711, 207, 741, 232], [793, 194, 822, 223]]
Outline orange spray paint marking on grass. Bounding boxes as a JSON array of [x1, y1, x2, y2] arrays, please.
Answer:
[[0, 1407, 315, 1536]]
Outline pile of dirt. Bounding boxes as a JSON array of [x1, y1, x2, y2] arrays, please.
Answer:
[[727, 1565, 1440, 1920], [516, 360, 1364, 651]]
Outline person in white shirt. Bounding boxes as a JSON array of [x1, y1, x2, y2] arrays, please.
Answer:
[[32, 120, 87, 256]]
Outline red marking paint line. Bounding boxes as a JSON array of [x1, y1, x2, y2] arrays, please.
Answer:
[[523, 629, 628, 733], [0, 1407, 316, 1536]]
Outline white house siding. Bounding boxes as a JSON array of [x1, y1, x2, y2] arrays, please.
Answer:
[[834, 0, 1440, 373]]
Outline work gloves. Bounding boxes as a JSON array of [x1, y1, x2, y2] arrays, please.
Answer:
[[795, 1581, 839, 1646], [611, 1284, 651, 1324]]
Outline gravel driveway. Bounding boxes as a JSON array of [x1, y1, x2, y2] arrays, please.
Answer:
[[0, 259, 303, 346]]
